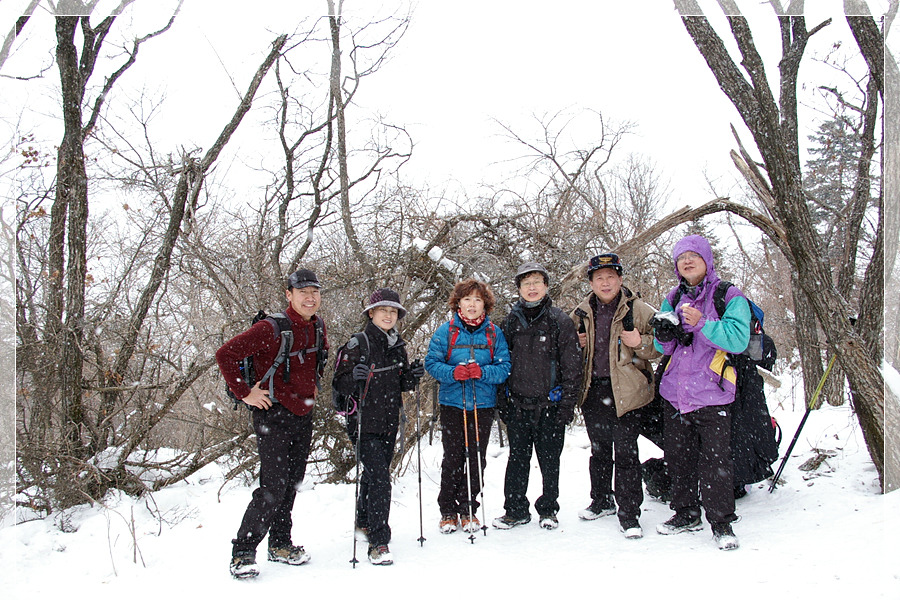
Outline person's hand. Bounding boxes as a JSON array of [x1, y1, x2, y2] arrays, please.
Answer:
[[681, 305, 703, 327], [577, 332, 587, 348], [242, 382, 272, 410], [352, 363, 370, 381], [466, 362, 482, 380], [620, 328, 642, 348], [453, 364, 471, 381], [409, 359, 425, 379]]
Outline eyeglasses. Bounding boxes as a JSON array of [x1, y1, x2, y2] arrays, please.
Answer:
[[676, 252, 702, 263], [522, 281, 545, 288]]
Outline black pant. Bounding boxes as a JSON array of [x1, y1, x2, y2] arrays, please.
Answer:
[[663, 402, 736, 525], [613, 404, 655, 521], [438, 405, 493, 517], [352, 430, 397, 546], [502, 406, 565, 518], [581, 378, 617, 502], [233, 405, 312, 555]]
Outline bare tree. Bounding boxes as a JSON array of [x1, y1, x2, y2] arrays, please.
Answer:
[[36, 0, 181, 454], [16, 19, 288, 508], [673, 0, 885, 486]]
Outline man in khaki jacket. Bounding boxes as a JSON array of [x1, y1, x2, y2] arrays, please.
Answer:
[[570, 253, 661, 539]]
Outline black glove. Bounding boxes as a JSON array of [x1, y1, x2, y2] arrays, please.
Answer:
[[652, 320, 676, 342], [409, 359, 425, 379], [622, 301, 635, 332], [650, 311, 678, 343], [555, 403, 575, 427], [675, 325, 694, 346], [352, 363, 370, 381]]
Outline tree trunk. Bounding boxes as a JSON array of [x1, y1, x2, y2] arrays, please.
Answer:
[[55, 16, 89, 451], [327, 1, 371, 281]]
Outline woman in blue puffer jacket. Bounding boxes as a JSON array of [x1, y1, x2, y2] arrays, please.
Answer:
[[425, 278, 510, 535], [652, 235, 750, 551]]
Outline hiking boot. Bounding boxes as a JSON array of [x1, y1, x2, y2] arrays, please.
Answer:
[[712, 522, 740, 551], [439, 514, 458, 534], [267, 544, 310, 565], [656, 512, 703, 535], [368, 544, 394, 565], [619, 518, 643, 539], [492, 513, 532, 530], [578, 494, 616, 520], [539, 514, 559, 530], [354, 526, 369, 542], [230, 551, 259, 579], [460, 515, 482, 534]]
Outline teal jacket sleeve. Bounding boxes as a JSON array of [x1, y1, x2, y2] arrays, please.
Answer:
[[697, 295, 750, 354]]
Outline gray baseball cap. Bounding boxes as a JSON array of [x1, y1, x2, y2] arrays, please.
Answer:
[[514, 261, 549, 287]]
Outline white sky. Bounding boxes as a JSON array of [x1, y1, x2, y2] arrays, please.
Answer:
[[0, 0, 891, 209]]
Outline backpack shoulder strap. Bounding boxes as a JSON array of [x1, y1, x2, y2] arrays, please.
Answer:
[[352, 331, 371, 364], [486, 321, 496, 360], [713, 281, 731, 320], [258, 313, 295, 399], [446, 319, 496, 362], [669, 287, 683, 311], [446, 321, 460, 362]]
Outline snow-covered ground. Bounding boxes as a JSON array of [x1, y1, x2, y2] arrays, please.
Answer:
[[4, 379, 898, 599]]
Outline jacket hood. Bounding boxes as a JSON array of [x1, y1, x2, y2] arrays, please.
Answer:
[[671, 234, 717, 283]]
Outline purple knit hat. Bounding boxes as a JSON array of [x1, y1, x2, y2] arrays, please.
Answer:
[[362, 288, 408, 319]]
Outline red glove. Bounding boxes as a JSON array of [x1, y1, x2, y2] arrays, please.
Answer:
[[453, 364, 471, 381], [467, 362, 482, 379]]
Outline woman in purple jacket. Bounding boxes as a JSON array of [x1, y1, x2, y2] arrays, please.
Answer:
[[652, 235, 750, 551]]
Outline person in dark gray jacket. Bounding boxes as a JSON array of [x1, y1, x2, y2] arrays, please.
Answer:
[[492, 262, 582, 530], [332, 288, 424, 565]]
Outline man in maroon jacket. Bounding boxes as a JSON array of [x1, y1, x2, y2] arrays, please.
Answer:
[[216, 269, 328, 579]]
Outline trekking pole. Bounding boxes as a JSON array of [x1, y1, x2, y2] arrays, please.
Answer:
[[460, 369, 476, 544], [468, 364, 488, 537], [415, 378, 426, 546], [769, 353, 837, 493], [351, 364, 376, 568], [429, 384, 437, 445]]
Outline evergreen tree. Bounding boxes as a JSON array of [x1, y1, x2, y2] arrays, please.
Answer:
[[803, 118, 870, 263]]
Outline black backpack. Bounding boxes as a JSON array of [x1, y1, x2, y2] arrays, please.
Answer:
[[226, 310, 327, 409]]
